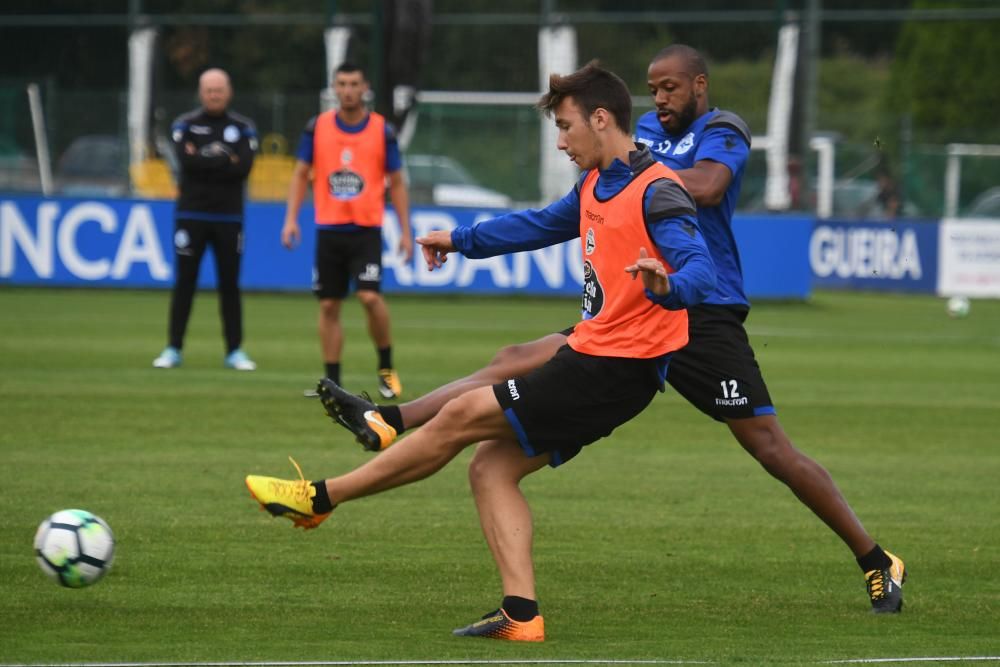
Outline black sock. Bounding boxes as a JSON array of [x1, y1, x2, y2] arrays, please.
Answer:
[[502, 595, 539, 622], [380, 405, 405, 433], [310, 481, 335, 514], [377, 346, 393, 370], [857, 544, 892, 573], [324, 363, 341, 385]]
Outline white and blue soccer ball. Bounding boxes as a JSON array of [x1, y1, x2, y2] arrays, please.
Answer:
[[946, 296, 971, 319], [34, 509, 115, 588]]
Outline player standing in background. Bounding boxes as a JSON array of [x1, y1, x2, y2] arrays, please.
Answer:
[[247, 62, 717, 641], [153, 68, 258, 371], [281, 62, 413, 399], [319, 44, 907, 615]]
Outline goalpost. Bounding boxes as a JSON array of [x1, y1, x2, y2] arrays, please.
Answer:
[[943, 143, 1000, 218]]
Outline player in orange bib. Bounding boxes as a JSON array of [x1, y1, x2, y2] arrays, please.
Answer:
[[281, 62, 412, 399], [247, 62, 717, 641]]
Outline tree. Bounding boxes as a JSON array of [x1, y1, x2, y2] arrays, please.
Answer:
[[889, 0, 1000, 143]]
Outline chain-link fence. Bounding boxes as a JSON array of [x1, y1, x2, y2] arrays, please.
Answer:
[[5, 23, 1000, 218]]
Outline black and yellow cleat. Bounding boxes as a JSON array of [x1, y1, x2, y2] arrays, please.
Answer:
[[316, 378, 397, 451], [452, 608, 545, 642], [377, 368, 403, 399], [866, 550, 906, 613]]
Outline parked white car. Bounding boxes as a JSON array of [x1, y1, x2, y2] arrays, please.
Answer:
[[405, 154, 512, 208]]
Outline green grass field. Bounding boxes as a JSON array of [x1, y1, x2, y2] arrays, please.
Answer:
[[1, 287, 998, 665]]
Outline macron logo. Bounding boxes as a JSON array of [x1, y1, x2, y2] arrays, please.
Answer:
[[584, 209, 605, 225], [507, 379, 520, 400]]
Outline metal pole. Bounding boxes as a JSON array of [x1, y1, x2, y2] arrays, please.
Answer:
[[810, 136, 835, 219], [27, 83, 54, 196], [801, 0, 820, 200], [370, 1, 384, 111], [944, 146, 960, 219]]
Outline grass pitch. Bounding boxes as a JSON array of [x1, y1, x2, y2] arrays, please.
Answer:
[[0, 287, 997, 665]]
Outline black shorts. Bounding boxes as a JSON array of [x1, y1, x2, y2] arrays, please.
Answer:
[[492, 345, 664, 468], [313, 227, 383, 299], [666, 304, 775, 422]]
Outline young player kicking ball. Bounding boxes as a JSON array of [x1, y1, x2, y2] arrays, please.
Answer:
[[246, 61, 718, 641]]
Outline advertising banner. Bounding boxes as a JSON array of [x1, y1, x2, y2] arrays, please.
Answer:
[[1, 196, 813, 300], [937, 218, 1000, 298], [733, 214, 813, 299], [810, 219, 938, 293]]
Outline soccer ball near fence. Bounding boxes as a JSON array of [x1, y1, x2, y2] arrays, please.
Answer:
[[946, 296, 971, 319], [34, 509, 115, 588]]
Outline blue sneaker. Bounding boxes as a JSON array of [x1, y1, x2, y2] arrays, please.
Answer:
[[224, 348, 257, 371], [153, 346, 182, 369]]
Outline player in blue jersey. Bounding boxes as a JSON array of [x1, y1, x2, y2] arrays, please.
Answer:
[[318, 45, 906, 614]]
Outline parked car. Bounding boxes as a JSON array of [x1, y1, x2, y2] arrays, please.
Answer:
[[0, 152, 42, 193], [55, 135, 129, 197], [741, 177, 923, 219], [405, 153, 512, 208]]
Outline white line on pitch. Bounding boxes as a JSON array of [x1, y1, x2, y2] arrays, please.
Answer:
[[824, 658, 1000, 664], [0, 660, 715, 667]]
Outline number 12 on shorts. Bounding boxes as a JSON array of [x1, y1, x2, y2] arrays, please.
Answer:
[[720, 379, 740, 399]]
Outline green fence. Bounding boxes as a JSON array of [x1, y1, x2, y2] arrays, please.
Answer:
[[3, 84, 1000, 218]]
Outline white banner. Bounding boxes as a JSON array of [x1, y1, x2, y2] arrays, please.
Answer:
[[937, 218, 1000, 298]]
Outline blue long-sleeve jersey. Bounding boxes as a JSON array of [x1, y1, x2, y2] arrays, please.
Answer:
[[451, 147, 716, 311], [635, 108, 752, 307]]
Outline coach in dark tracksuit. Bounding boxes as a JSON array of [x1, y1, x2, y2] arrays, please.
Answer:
[[153, 68, 259, 371]]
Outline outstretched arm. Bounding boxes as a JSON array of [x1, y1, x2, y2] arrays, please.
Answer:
[[448, 183, 583, 259]]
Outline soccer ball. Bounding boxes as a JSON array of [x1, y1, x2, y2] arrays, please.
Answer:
[[34, 509, 115, 588], [946, 296, 971, 319]]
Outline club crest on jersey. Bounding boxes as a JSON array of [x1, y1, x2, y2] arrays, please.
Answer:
[[223, 125, 240, 143], [329, 168, 364, 199], [585, 227, 596, 255], [341, 148, 353, 164], [674, 132, 695, 155]]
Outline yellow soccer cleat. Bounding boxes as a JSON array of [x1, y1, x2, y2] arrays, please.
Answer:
[[245, 457, 332, 530], [377, 368, 403, 399]]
